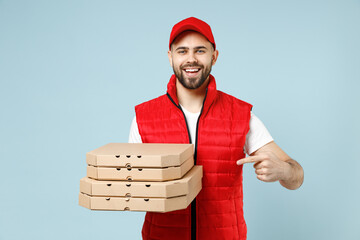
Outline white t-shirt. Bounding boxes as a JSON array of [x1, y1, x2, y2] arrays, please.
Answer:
[[128, 106, 273, 155]]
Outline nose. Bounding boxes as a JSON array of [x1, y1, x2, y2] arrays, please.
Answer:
[[186, 52, 198, 64]]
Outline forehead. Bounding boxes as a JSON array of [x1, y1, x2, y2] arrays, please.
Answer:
[[171, 31, 212, 49]]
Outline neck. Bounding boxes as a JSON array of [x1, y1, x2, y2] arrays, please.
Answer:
[[176, 77, 209, 113]]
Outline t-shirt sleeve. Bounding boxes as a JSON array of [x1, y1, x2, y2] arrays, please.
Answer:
[[128, 116, 143, 143], [244, 112, 273, 155]]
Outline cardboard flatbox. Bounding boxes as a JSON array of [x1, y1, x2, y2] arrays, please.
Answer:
[[86, 143, 194, 167], [87, 156, 193, 181], [79, 168, 202, 212], [80, 166, 202, 198]]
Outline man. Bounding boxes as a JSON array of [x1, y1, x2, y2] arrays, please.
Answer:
[[129, 17, 304, 240]]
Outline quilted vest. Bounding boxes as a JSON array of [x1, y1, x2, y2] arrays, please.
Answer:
[[135, 74, 252, 240]]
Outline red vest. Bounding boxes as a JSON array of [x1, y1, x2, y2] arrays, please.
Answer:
[[135, 74, 252, 240]]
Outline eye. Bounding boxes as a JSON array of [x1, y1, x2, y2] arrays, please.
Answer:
[[197, 49, 206, 54], [178, 50, 186, 54]]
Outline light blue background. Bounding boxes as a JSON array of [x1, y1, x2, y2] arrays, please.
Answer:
[[1, 0, 359, 239]]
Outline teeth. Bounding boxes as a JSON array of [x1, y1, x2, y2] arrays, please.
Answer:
[[185, 69, 199, 72]]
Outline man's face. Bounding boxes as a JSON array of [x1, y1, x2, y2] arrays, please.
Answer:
[[168, 31, 219, 89]]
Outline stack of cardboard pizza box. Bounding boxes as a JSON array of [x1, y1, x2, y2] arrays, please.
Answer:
[[79, 143, 202, 212]]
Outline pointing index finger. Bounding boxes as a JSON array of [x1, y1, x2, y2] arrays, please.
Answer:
[[237, 156, 263, 165]]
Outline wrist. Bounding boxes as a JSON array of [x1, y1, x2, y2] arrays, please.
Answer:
[[279, 158, 303, 190], [281, 160, 294, 182]]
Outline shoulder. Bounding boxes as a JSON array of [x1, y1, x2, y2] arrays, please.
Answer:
[[216, 90, 253, 111], [135, 94, 169, 112]]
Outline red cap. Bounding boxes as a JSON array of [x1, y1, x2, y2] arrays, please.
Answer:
[[169, 17, 216, 50]]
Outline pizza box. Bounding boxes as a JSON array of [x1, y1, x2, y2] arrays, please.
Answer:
[[87, 156, 193, 181], [79, 168, 202, 212], [86, 143, 193, 167], [80, 165, 202, 198]]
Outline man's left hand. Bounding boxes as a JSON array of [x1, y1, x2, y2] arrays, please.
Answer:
[[236, 141, 304, 190], [236, 152, 291, 182]]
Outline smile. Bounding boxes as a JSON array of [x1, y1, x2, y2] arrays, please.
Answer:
[[183, 68, 200, 73]]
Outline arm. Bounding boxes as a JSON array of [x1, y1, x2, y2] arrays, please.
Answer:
[[237, 141, 304, 190], [128, 116, 143, 143]]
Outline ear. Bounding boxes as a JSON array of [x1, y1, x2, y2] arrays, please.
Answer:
[[211, 49, 219, 66], [167, 50, 173, 67]]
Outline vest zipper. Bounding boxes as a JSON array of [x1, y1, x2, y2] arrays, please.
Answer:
[[166, 93, 192, 143], [166, 90, 208, 240]]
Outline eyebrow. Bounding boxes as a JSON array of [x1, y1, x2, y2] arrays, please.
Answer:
[[175, 46, 208, 51]]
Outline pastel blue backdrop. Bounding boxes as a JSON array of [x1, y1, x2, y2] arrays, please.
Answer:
[[1, 0, 359, 239]]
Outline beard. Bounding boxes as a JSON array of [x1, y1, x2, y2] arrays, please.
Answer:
[[172, 62, 212, 89]]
